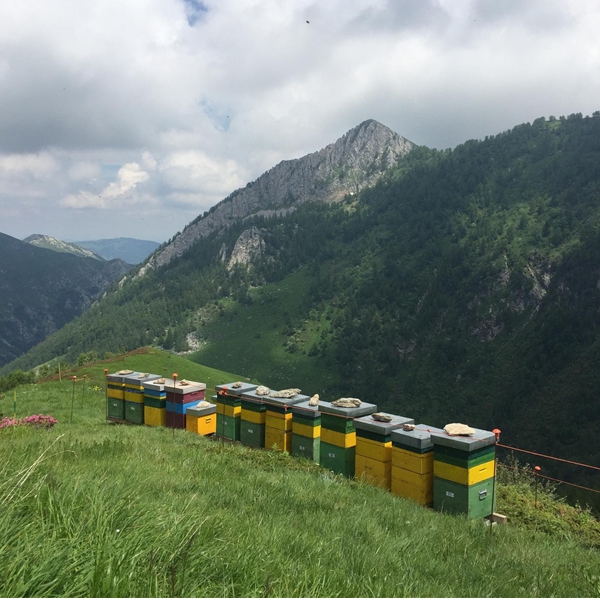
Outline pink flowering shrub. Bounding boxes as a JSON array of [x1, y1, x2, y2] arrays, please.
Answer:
[[0, 417, 21, 429], [0, 415, 58, 430]]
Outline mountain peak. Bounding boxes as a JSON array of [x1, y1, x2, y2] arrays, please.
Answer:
[[24, 234, 104, 261], [137, 121, 414, 277]]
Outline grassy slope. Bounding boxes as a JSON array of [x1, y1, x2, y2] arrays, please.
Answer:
[[1, 352, 599, 597], [189, 269, 338, 394]]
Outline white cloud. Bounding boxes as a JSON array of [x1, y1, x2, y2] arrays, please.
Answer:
[[0, 152, 59, 177], [0, 0, 599, 241], [61, 162, 149, 209]]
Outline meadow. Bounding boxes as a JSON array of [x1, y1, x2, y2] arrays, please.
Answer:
[[1, 349, 599, 597]]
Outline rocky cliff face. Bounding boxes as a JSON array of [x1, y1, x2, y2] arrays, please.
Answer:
[[228, 227, 265, 270], [137, 120, 413, 277]]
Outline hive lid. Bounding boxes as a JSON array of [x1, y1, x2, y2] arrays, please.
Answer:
[[317, 400, 377, 418], [430, 427, 496, 451], [143, 378, 167, 392], [123, 372, 161, 386], [353, 413, 414, 435], [107, 372, 126, 383], [240, 389, 273, 403], [391, 424, 444, 450], [186, 402, 217, 417], [215, 382, 258, 396], [164, 379, 207, 394], [263, 393, 309, 407], [291, 400, 322, 417]]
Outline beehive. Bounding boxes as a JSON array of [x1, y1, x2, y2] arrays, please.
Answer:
[[123, 372, 161, 405], [430, 428, 497, 519], [291, 401, 322, 463], [163, 379, 207, 429], [318, 400, 377, 477], [143, 378, 167, 428], [390, 424, 443, 506], [263, 392, 309, 453], [106, 372, 126, 420], [239, 389, 268, 447], [214, 383, 257, 441], [353, 413, 414, 490], [186, 402, 217, 436]]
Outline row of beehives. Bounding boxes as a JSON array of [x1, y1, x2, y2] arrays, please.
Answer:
[[106, 373, 497, 520]]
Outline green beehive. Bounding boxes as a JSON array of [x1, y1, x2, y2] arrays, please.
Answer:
[[291, 434, 321, 462], [318, 400, 377, 477], [107, 397, 125, 420], [433, 476, 496, 519], [240, 421, 265, 448], [430, 428, 497, 518], [320, 441, 355, 477], [216, 413, 241, 441], [124, 400, 144, 424]]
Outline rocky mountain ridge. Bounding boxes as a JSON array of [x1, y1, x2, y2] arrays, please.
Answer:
[[24, 234, 104, 261], [137, 119, 413, 277]]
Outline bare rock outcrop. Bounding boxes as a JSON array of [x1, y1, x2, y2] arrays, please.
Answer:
[[137, 120, 414, 278]]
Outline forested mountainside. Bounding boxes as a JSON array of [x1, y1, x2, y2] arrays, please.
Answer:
[[0, 232, 132, 367], [5, 113, 600, 469]]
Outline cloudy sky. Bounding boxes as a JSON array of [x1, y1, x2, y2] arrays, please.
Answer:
[[1, 0, 599, 243]]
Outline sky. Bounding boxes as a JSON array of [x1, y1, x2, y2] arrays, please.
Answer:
[[1, 0, 600, 244]]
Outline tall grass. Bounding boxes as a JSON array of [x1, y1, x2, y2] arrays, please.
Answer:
[[0, 352, 599, 597]]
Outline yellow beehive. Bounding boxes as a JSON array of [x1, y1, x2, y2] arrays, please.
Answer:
[[391, 465, 434, 505], [266, 412, 293, 431], [124, 389, 144, 403], [292, 422, 321, 439], [144, 406, 166, 427], [391, 446, 434, 475], [241, 408, 266, 425], [265, 427, 292, 452], [355, 454, 392, 489], [217, 404, 241, 417], [433, 459, 495, 486], [107, 387, 125, 400], [391, 474, 433, 505], [356, 437, 392, 462], [320, 429, 356, 448]]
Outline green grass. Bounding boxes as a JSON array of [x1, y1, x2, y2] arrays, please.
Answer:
[[189, 269, 340, 393], [1, 351, 599, 597]]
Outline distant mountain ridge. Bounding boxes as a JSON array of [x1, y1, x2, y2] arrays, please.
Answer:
[[0, 231, 133, 367], [138, 119, 414, 276], [74, 238, 160, 264], [24, 234, 104, 261]]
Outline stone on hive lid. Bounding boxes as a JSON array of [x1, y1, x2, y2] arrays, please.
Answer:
[[372, 412, 392, 422], [354, 413, 414, 435], [118, 369, 134, 375], [309, 394, 319, 406], [391, 424, 444, 451], [255, 385, 271, 396], [318, 399, 377, 418], [444, 423, 476, 436], [268, 388, 301, 399], [332, 398, 361, 408], [291, 400, 322, 418], [264, 393, 309, 407], [430, 427, 496, 452]]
